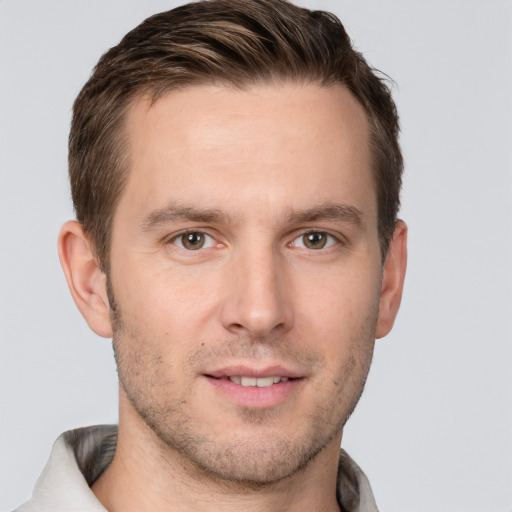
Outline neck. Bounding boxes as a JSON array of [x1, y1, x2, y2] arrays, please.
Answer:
[[92, 402, 342, 512]]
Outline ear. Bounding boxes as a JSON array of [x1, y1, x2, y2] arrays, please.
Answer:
[[58, 221, 113, 338], [375, 220, 408, 339]]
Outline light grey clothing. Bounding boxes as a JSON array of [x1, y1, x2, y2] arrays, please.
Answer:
[[15, 425, 379, 512]]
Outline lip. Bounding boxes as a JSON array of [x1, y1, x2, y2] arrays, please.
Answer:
[[204, 365, 305, 409], [206, 365, 303, 380]]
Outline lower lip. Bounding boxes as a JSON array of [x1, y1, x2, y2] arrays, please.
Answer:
[[204, 376, 303, 409]]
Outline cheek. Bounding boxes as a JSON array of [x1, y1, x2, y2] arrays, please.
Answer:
[[112, 262, 222, 348], [294, 261, 380, 363], [297, 259, 381, 326]]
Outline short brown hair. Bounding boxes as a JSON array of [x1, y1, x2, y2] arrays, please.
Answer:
[[69, 0, 403, 270]]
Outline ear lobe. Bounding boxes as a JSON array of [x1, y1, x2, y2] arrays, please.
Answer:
[[375, 220, 408, 339], [58, 221, 113, 338]]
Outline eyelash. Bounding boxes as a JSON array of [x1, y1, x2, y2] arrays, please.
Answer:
[[167, 229, 342, 252], [290, 230, 341, 251], [168, 230, 218, 251]]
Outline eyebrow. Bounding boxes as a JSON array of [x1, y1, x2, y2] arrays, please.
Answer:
[[285, 203, 365, 229], [141, 202, 364, 231], [141, 204, 230, 231]]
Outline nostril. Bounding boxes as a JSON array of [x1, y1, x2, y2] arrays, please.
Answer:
[[226, 322, 246, 333], [219, 278, 294, 338]]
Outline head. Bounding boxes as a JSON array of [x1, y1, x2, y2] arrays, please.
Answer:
[[59, 0, 407, 489], [69, 0, 402, 273]]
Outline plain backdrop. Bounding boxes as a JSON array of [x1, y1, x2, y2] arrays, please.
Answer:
[[1, 1, 511, 511]]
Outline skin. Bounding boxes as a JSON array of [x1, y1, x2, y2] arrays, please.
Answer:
[[59, 82, 407, 512]]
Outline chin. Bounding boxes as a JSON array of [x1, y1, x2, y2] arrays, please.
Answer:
[[176, 436, 327, 485], [150, 416, 339, 487]]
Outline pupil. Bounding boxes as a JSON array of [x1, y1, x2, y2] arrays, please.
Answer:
[[183, 232, 204, 249], [305, 232, 326, 249]]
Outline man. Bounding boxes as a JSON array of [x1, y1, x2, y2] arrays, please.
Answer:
[[16, 0, 407, 510]]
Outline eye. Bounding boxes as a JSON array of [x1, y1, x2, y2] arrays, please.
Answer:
[[171, 231, 216, 250], [292, 231, 338, 250]]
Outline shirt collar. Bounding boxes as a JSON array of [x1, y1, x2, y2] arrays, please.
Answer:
[[20, 425, 378, 512]]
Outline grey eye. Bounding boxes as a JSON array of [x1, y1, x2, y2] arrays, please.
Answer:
[[293, 232, 337, 250], [302, 232, 327, 249], [172, 232, 215, 250]]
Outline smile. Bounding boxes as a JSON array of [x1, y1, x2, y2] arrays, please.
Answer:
[[228, 376, 289, 387], [204, 370, 302, 409]]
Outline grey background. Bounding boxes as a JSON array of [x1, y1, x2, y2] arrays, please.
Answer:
[[1, 1, 511, 510]]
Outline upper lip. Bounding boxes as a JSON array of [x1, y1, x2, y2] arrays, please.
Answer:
[[205, 365, 304, 379]]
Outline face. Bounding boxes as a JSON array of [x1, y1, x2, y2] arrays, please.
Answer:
[[109, 83, 383, 484]]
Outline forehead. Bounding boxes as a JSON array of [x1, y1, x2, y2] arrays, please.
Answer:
[[118, 82, 375, 226]]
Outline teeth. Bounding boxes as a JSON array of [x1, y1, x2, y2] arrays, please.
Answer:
[[256, 377, 274, 387], [241, 376, 257, 387], [228, 376, 289, 387]]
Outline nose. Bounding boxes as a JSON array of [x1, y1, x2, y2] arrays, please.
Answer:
[[219, 245, 294, 338]]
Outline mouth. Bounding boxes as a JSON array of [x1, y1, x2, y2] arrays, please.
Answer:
[[204, 367, 304, 408], [208, 375, 291, 387], [226, 375, 289, 387]]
